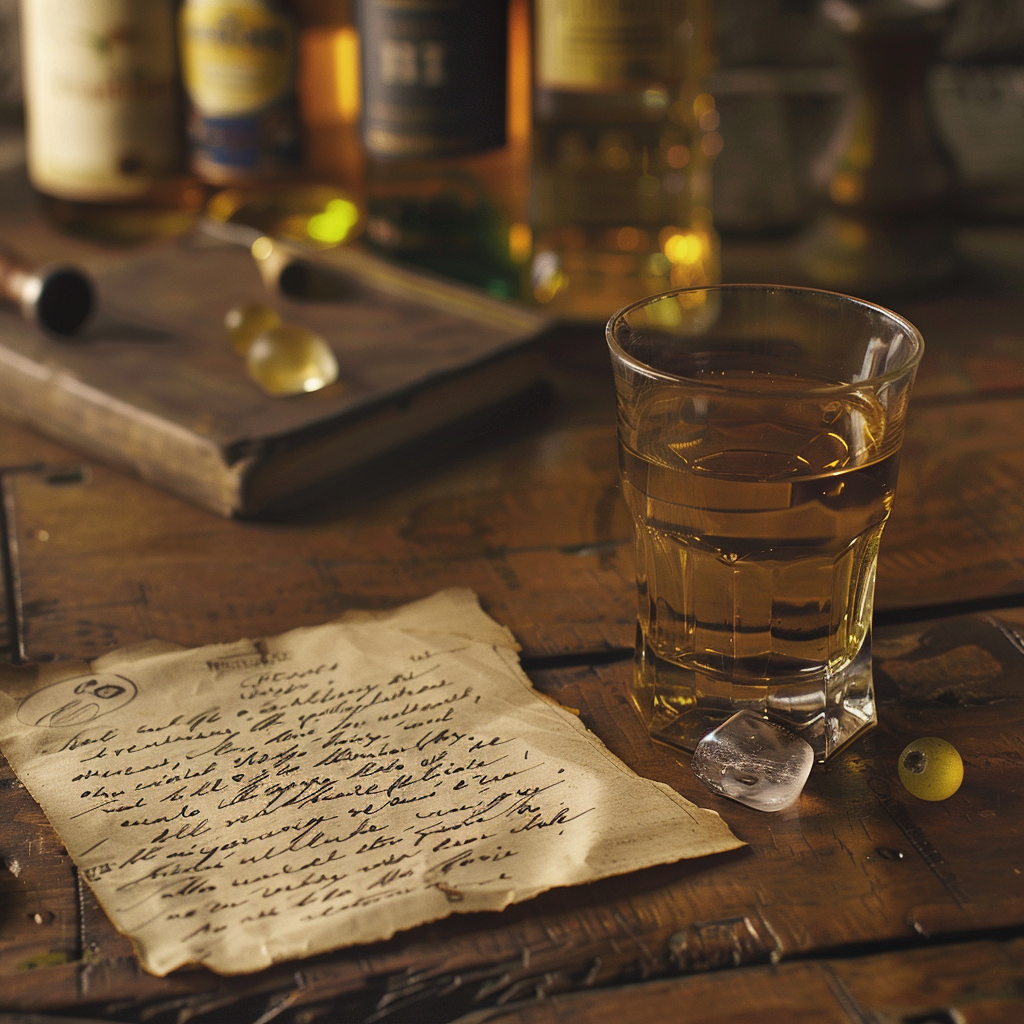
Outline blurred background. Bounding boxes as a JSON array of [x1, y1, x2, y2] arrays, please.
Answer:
[[714, 0, 1024, 231], [1, 0, 1023, 315]]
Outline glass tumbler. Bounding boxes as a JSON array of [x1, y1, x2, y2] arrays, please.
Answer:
[[607, 285, 923, 760]]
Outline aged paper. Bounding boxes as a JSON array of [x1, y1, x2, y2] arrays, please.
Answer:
[[0, 590, 741, 977]]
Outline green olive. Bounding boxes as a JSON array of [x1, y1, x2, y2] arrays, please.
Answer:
[[898, 737, 963, 801]]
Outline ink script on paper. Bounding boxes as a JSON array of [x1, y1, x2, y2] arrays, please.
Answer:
[[0, 590, 741, 977]]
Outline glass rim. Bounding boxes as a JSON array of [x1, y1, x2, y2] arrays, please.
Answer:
[[605, 283, 925, 396]]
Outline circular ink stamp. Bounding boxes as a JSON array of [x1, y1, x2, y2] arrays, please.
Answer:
[[18, 673, 137, 728]]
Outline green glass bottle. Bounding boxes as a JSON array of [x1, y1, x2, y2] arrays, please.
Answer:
[[357, 0, 526, 298]]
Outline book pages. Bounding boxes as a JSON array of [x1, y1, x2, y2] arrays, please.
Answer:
[[0, 589, 741, 977]]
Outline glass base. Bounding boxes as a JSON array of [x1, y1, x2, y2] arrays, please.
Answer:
[[633, 632, 877, 762]]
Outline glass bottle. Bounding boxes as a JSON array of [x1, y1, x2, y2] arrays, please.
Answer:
[[530, 0, 719, 319], [179, 0, 303, 185], [293, 0, 363, 192], [181, 0, 363, 249], [357, 0, 529, 298], [19, 0, 202, 243]]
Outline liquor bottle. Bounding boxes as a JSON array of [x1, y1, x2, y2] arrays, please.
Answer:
[[530, 0, 719, 319], [179, 0, 303, 185], [182, 0, 364, 250], [293, 0, 363, 191], [357, 0, 529, 298], [19, 0, 202, 243]]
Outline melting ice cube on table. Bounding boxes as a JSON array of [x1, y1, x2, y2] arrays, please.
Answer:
[[691, 710, 814, 812]]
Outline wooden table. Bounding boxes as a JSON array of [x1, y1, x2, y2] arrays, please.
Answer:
[[0, 226, 1023, 1024]]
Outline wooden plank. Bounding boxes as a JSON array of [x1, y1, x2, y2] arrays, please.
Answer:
[[2, 424, 635, 664], [0, 209, 550, 517], [0, 319, 632, 663], [13, 388, 1024, 667], [879, 395, 1024, 611], [887, 292, 1024, 403], [451, 937, 1024, 1024], [0, 610, 1019, 1020]]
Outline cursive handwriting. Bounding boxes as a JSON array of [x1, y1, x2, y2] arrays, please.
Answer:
[[55, 645, 597, 940]]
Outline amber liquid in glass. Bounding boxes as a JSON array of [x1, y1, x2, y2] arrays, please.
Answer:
[[620, 370, 896, 749]]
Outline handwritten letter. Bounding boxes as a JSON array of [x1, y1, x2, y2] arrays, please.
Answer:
[[0, 590, 741, 976]]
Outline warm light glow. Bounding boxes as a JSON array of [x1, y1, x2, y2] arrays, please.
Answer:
[[509, 222, 532, 263], [830, 172, 863, 205], [701, 131, 723, 157], [533, 270, 566, 303], [642, 87, 668, 110], [306, 198, 360, 244], [299, 26, 360, 126], [693, 93, 715, 118], [532, 251, 566, 303], [667, 145, 689, 169], [698, 109, 720, 132], [250, 236, 275, 261], [663, 231, 704, 265], [617, 226, 641, 250], [207, 188, 245, 223], [508, 0, 531, 144], [333, 27, 360, 121]]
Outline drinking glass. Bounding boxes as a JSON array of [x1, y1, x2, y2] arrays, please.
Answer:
[[607, 285, 923, 760]]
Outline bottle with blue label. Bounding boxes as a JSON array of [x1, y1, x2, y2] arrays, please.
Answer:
[[180, 0, 303, 184]]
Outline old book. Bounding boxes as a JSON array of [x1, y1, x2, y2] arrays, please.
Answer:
[[0, 223, 548, 517]]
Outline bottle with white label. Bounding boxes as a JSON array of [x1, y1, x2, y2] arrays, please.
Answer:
[[357, 0, 529, 298], [530, 0, 719, 319], [19, 0, 202, 242]]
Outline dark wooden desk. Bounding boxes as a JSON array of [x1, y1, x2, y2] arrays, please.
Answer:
[[0, 236, 1023, 1023]]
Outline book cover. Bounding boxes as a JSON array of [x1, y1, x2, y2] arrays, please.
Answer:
[[0, 220, 549, 517]]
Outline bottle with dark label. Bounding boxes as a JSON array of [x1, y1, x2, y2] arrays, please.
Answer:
[[19, 0, 202, 243], [357, 0, 528, 298], [530, 0, 719, 319]]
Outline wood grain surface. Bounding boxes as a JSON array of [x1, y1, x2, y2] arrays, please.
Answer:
[[0, 606, 1019, 1021], [0, 225, 1023, 1021], [454, 937, 1024, 1024], [6, 328, 1024, 674], [1, 418, 635, 663]]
